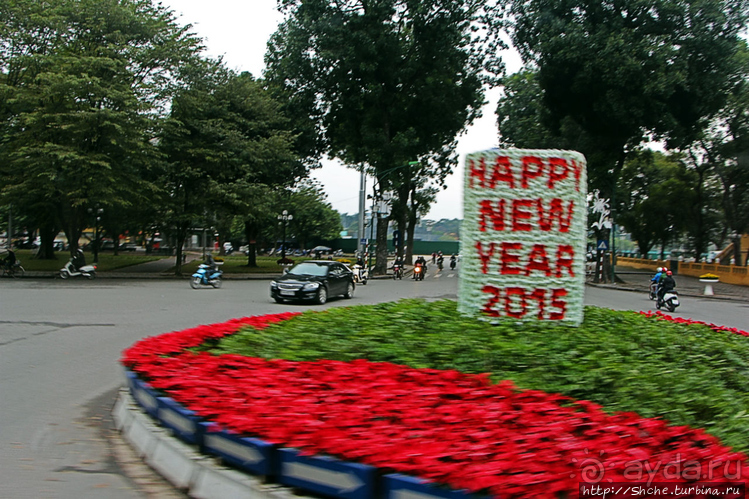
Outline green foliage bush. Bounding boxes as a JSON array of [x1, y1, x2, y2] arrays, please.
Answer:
[[205, 299, 749, 454]]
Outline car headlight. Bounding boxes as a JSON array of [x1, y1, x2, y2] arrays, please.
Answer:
[[302, 282, 320, 290], [270, 281, 278, 288]]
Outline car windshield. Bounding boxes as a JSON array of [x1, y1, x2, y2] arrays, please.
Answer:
[[288, 262, 328, 277]]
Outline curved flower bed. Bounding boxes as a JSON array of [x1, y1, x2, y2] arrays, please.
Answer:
[[122, 311, 749, 498]]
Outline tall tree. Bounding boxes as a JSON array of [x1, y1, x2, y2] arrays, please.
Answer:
[[509, 0, 749, 196], [159, 65, 304, 274], [265, 0, 504, 272], [285, 181, 342, 250], [0, 0, 201, 258]]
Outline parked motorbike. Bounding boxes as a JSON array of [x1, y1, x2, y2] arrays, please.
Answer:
[[392, 263, 404, 280], [656, 289, 680, 313], [190, 264, 223, 289], [60, 260, 97, 279], [413, 263, 425, 281], [352, 264, 368, 285]]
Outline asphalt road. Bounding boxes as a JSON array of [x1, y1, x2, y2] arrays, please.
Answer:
[[1, 274, 747, 498]]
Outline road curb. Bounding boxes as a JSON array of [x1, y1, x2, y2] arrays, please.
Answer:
[[585, 282, 749, 303], [114, 389, 296, 499]]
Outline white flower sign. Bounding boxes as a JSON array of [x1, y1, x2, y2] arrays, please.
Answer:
[[458, 149, 588, 325]]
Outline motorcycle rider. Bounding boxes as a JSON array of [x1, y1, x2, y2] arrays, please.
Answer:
[[203, 252, 217, 273], [437, 253, 444, 270], [657, 270, 676, 305], [2, 248, 17, 271], [72, 248, 86, 270], [392, 255, 404, 276], [450, 254, 457, 269], [414, 255, 427, 279]]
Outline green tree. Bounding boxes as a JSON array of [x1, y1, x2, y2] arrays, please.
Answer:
[[509, 0, 749, 196], [617, 150, 710, 259], [698, 42, 749, 264], [265, 0, 504, 273], [0, 0, 201, 258], [285, 181, 342, 250], [159, 64, 304, 274]]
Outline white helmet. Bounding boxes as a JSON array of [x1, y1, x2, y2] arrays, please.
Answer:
[[657, 267, 663, 272]]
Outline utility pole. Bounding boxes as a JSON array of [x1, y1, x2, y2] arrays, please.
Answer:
[[357, 169, 366, 257]]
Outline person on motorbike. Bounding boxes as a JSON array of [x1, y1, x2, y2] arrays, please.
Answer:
[[657, 270, 676, 304], [414, 255, 427, 278], [203, 252, 217, 273], [72, 248, 86, 270], [2, 248, 16, 271], [437, 254, 444, 270], [392, 255, 404, 277], [450, 254, 457, 269]]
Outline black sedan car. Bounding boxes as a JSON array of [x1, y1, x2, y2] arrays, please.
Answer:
[[270, 261, 355, 305]]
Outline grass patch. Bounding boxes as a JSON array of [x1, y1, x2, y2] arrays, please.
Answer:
[[179, 255, 337, 274], [204, 299, 749, 454], [11, 250, 162, 271]]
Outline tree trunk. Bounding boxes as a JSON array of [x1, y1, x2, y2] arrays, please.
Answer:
[[405, 203, 417, 265], [173, 221, 188, 276], [36, 224, 59, 260], [244, 220, 258, 267], [373, 212, 389, 274]]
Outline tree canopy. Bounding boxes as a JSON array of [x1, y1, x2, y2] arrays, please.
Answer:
[[264, 0, 504, 269]]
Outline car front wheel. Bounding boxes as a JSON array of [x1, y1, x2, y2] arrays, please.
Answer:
[[316, 286, 328, 305]]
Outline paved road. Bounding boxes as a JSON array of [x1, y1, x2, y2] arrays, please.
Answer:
[[1, 274, 747, 498]]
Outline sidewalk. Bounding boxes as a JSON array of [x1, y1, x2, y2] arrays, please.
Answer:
[[588, 265, 749, 302]]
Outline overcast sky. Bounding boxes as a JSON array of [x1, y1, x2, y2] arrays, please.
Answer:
[[164, 0, 522, 220]]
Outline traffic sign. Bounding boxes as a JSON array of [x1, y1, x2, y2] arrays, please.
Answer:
[[597, 239, 610, 251]]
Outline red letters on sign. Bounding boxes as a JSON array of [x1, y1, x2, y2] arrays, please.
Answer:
[[468, 157, 486, 189], [537, 199, 574, 233], [500, 242, 523, 275], [547, 158, 568, 189], [490, 156, 515, 189], [479, 199, 506, 232], [511, 199, 534, 231], [521, 156, 545, 188], [555, 245, 575, 277], [525, 244, 552, 276], [476, 198, 574, 233], [474, 242, 576, 277], [481, 286, 568, 320], [468, 155, 580, 190], [475, 241, 495, 274]]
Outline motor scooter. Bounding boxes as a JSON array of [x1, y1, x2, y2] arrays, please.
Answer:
[[190, 264, 223, 289], [413, 263, 425, 281], [352, 264, 368, 285], [450, 257, 456, 270], [656, 289, 680, 312], [392, 263, 403, 280], [60, 260, 97, 279]]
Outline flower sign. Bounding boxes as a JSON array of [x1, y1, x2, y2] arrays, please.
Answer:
[[458, 149, 588, 325]]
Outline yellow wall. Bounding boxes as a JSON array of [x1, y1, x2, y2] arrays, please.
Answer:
[[617, 257, 749, 286]]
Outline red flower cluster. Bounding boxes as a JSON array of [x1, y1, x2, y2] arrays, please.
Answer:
[[122, 312, 749, 498], [639, 311, 749, 338]]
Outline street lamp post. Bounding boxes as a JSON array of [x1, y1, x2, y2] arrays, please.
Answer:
[[88, 206, 104, 263], [277, 210, 293, 261]]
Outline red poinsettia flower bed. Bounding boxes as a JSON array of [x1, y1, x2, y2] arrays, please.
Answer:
[[640, 310, 749, 337], [122, 312, 749, 498]]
